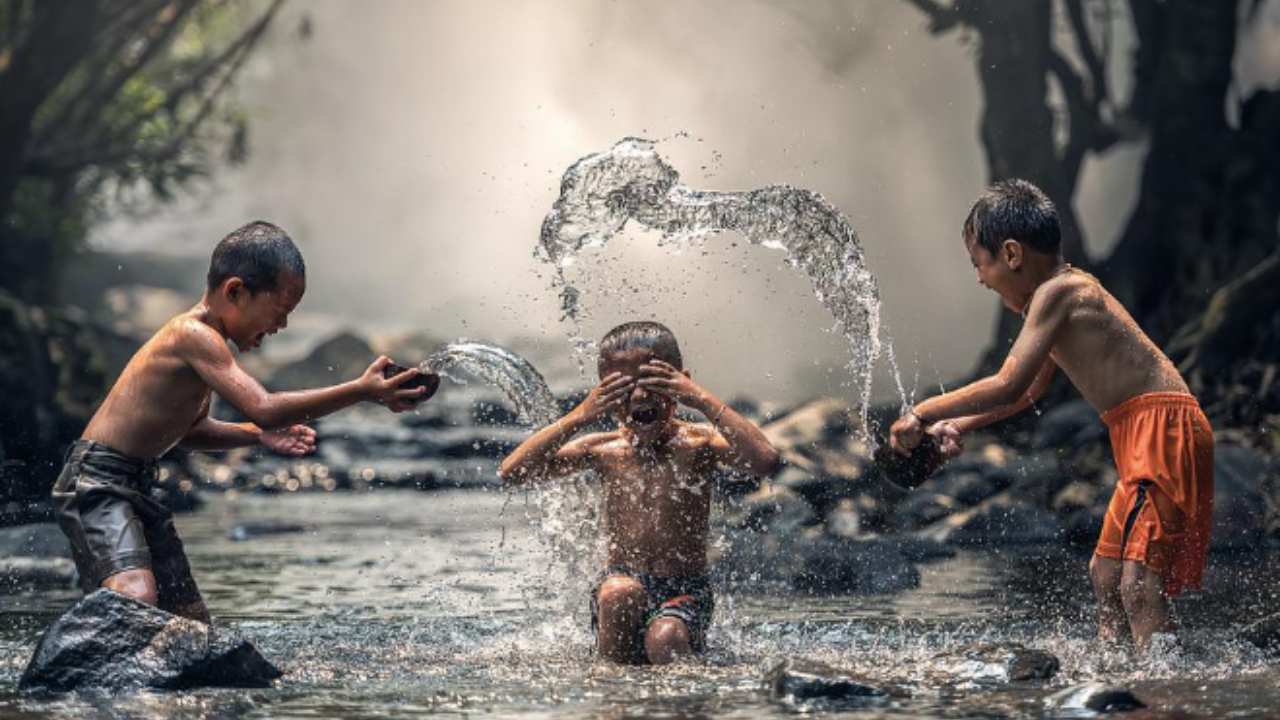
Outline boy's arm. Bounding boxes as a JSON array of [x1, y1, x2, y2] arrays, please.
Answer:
[[182, 417, 318, 456], [949, 358, 1056, 434], [178, 319, 426, 429], [637, 360, 781, 476], [892, 279, 1072, 454], [498, 372, 634, 485]]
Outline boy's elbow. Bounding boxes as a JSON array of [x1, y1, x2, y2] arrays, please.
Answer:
[[753, 447, 782, 477]]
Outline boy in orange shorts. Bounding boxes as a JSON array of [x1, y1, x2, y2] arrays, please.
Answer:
[[889, 180, 1214, 651]]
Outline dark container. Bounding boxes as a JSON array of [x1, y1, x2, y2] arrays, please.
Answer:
[[383, 362, 441, 403], [873, 434, 944, 490]]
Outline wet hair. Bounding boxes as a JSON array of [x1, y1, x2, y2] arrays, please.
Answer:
[[598, 321, 683, 372], [963, 179, 1060, 256], [207, 221, 305, 293]]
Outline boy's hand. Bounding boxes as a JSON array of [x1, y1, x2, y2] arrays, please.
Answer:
[[576, 372, 635, 422], [636, 360, 707, 409], [889, 412, 925, 456], [361, 356, 427, 412], [927, 420, 964, 460], [262, 424, 317, 456]]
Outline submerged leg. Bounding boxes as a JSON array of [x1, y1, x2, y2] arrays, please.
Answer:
[[595, 576, 648, 664], [644, 617, 695, 665], [1089, 555, 1128, 645], [1120, 560, 1174, 653]]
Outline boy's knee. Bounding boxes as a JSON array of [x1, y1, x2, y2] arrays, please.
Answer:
[[597, 576, 647, 614], [1089, 556, 1119, 591], [1119, 565, 1163, 611], [102, 569, 159, 607], [644, 617, 692, 664]]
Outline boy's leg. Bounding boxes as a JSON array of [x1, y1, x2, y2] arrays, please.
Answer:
[[101, 568, 159, 605], [145, 512, 210, 623], [1120, 561, 1174, 652], [594, 576, 649, 664], [1089, 555, 1129, 644], [644, 616, 694, 665]]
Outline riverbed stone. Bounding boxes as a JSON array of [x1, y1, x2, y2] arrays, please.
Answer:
[[1033, 400, 1105, 450], [1239, 611, 1280, 654], [937, 642, 1059, 682], [0, 523, 70, 557], [917, 493, 1063, 546], [0, 557, 76, 590], [1211, 444, 1268, 551], [1046, 683, 1146, 713], [792, 534, 920, 594], [765, 658, 887, 704], [20, 589, 282, 693]]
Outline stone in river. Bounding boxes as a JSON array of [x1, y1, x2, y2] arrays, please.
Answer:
[[765, 658, 888, 704], [20, 589, 281, 693], [1046, 683, 1147, 713]]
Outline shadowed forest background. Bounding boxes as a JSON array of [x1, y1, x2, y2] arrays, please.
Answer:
[[1, 0, 1278, 521]]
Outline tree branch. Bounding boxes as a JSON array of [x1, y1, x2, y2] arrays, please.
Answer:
[[902, 0, 964, 34]]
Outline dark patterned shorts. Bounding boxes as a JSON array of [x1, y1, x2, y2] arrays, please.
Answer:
[[589, 565, 714, 657]]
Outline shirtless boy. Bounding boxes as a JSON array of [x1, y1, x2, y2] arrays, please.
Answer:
[[53, 221, 429, 623], [499, 322, 779, 664], [889, 180, 1214, 651]]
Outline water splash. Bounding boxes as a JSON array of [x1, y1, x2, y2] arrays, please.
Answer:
[[423, 342, 604, 624], [538, 137, 900, 434]]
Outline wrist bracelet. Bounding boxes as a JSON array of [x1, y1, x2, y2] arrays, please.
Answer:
[[909, 409, 927, 426], [712, 402, 728, 424]]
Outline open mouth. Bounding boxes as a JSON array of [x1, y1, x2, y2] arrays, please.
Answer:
[[629, 406, 662, 426]]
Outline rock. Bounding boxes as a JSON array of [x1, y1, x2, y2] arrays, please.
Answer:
[[1046, 683, 1146, 713], [0, 523, 70, 557], [731, 484, 817, 535], [765, 658, 887, 704], [945, 471, 1002, 506], [1211, 445, 1268, 551], [1052, 481, 1102, 513], [825, 500, 862, 538], [1033, 400, 1105, 451], [0, 557, 76, 589], [268, 331, 375, 391], [917, 493, 1062, 546], [762, 398, 853, 450], [228, 523, 307, 542], [1062, 506, 1106, 547], [936, 642, 1060, 682], [19, 589, 282, 692], [791, 534, 920, 594], [1239, 611, 1280, 653], [892, 492, 962, 533]]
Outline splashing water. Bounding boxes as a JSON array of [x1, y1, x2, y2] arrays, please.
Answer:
[[423, 342, 604, 622], [538, 137, 906, 433]]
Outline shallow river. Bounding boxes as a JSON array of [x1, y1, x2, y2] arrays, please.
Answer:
[[2, 490, 1278, 718]]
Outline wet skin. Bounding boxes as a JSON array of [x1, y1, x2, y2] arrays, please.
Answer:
[[890, 233, 1195, 651], [500, 347, 779, 663], [79, 271, 427, 621]]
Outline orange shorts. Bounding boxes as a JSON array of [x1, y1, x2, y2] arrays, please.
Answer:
[[1094, 392, 1214, 597]]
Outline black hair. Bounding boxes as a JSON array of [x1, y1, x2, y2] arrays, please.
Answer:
[[598, 321, 683, 372], [207, 221, 305, 293], [963, 179, 1061, 256]]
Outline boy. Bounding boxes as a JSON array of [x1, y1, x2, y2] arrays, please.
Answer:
[[889, 180, 1214, 651], [499, 321, 779, 664], [53, 221, 429, 623]]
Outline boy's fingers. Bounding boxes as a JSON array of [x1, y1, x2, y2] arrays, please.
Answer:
[[394, 387, 426, 400], [387, 367, 420, 387]]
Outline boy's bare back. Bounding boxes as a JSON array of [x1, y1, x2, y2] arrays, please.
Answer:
[[566, 422, 725, 577], [1022, 268, 1188, 414]]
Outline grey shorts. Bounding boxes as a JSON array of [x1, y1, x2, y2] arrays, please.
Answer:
[[51, 440, 203, 611]]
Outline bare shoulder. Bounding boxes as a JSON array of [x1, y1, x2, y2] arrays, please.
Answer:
[[563, 430, 627, 455], [165, 314, 230, 360], [1031, 269, 1101, 316]]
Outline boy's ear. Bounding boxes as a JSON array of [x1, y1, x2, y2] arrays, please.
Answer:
[[1001, 238, 1024, 270], [221, 276, 246, 302]]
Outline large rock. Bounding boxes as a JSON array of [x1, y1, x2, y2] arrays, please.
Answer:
[[0, 557, 76, 590], [917, 493, 1062, 546], [1045, 684, 1146, 713], [1032, 400, 1105, 451], [268, 331, 375, 391], [1211, 445, 1268, 551], [791, 533, 920, 594], [764, 658, 888, 704], [0, 523, 70, 557], [20, 589, 282, 692], [935, 642, 1059, 682], [1239, 611, 1280, 654]]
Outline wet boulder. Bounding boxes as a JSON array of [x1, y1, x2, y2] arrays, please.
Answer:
[[765, 658, 888, 705], [936, 642, 1059, 682], [917, 492, 1062, 546], [0, 557, 76, 590], [1046, 683, 1146, 713], [0, 523, 70, 557], [791, 533, 920, 594], [1032, 400, 1105, 451], [268, 331, 375, 391], [1239, 611, 1280, 654], [1211, 445, 1268, 551], [20, 589, 282, 693], [228, 522, 307, 542]]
